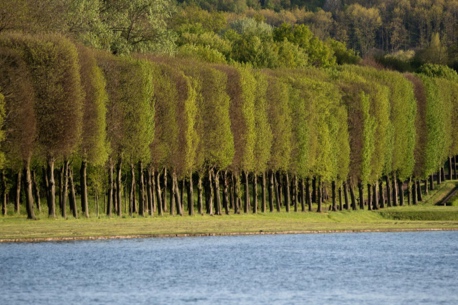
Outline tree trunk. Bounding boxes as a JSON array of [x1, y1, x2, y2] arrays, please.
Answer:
[[162, 168, 167, 213], [47, 158, 56, 218], [392, 173, 398, 206], [441, 167, 446, 183], [379, 180, 385, 209], [15, 170, 22, 214], [343, 181, 349, 210], [42, 166, 49, 212], [438, 169, 442, 185], [268, 171, 274, 212], [138, 161, 145, 216], [214, 170, 221, 215], [116, 159, 122, 217], [454, 155, 457, 179], [188, 172, 194, 216], [1, 171, 7, 216], [292, 175, 298, 212], [151, 169, 157, 216], [197, 172, 203, 215], [349, 182, 357, 210], [173, 170, 182, 216], [223, 171, 229, 215], [31, 170, 41, 212], [385, 175, 391, 207], [181, 179, 185, 211], [274, 172, 281, 212], [80, 160, 89, 218], [398, 179, 404, 206], [412, 179, 417, 205], [243, 171, 250, 213], [23, 159, 35, 220], [284, 173, 291, 212], [130, 163, 136, 215], [331, 181, 337, 211], [417, 180, 422, 202], [68, 166, 77, 218], [429, 174, 434, 191], [372, 183, 379, 210], [261, 172, 267, 213], [253, 173, 258, 214], [306, 178, 312, 211], [107, 160, 113, 217], [312, 177, 317, 203], [300, 179, 306, 212], [358, 182, 364, 210], [448, 156, 453, 180], [367, 184, 372, 211], [156, 170, 163, 216], [234, 173, 241, 214], [317, 178, 322, 213], [169, 169, 176, 216], [147, 167, 153, 216], [338, 185, 343, 211], [206, 168, 214, 215]]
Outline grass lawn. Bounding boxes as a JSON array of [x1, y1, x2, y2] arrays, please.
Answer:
[[1, 181, 458, 242]]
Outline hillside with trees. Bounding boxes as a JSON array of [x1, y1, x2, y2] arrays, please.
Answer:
[[0, 0, 457, 219]]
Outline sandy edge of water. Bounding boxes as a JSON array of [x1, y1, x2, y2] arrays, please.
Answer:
[[1, 227, 457, 243]]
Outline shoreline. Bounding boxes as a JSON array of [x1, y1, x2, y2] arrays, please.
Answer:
[[2, 227, 457, 244]]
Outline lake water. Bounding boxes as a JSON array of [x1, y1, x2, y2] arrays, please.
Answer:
[[0, 231, 457, 305]]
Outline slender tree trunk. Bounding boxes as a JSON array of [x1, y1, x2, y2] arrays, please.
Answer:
[[116, 159, 122, 217], [284, 173, 291, 212], [15, 170, 22, 214], [173, 170, 182, 216], [188, 172, 194, 216], [261, 172, 267, 213], [392, 173, 398, 206], [181, 179, 185, 212], [223, 171, 229, 215], [31, 170, 41, 212], [170, 169, 176, 216], [412, 179, 417, 205], [379, 180, 385, 209], [300, 179, 306, 212], [42, 167, 49, 213], [441, 167, 446, 183], [385, 175, 391, 207], [68, 166, 77, 218], [429, 174, 434, 191], [331, 181, 337, 211], [151, 169, 156, 216], [338, 185, 343, 211], [274, 172, 281, 212], [147, 167, 153, 216], [57, 167, 63, 215], [317, 178, 322, 213], [80, 160, 89, 217], [197, 172, 203, 215], [343, 181, 349, 210], [138, 161, 145, 216], [398, 179, 404, 206], [243, 171, 250, 213], [349, 182, 357, 210], [107, 160, 113, 217], [162, 168, 167, 213], [453, 155, 457, 179], [448, 156, 453, 180], [367, 184, 372, 211], [214, 170, 221, 215], [234, 173, 242, 214], [306, 178, 312, 211], [23, 159, 35, 220], [268, 171, 274, 212], [130, 164, 136, 215], [438, 169, 442, 185], [406, 178, 412, 205], [205, 168, 213, 215], [358, 182, 364, 210], [373, 183, 379, 210], [417, 180, 422, 202], [1, 171, 7, 216], [292, 175, 298, 212], [312, 177, 317, 203], [253, 174, 258, 214], [47, 158, 56, 218], [156, 170, 163, 216]]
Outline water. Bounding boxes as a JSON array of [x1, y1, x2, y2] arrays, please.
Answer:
[[0, 231, 457, 305]]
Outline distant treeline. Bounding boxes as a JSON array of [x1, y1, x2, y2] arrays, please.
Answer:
[[0, 33, 457, 219]]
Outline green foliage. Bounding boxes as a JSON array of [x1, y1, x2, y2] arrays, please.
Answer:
[[418, 64, 458, 81], [326, 39, 360, 65]]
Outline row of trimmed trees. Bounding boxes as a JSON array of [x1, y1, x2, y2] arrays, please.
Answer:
[[1, 33, 458, 219]]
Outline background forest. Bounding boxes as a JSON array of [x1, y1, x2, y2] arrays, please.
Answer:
[[1, 0, 458, 220]]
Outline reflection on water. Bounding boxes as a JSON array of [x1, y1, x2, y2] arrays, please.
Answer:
[[0, 231, 457, 305]]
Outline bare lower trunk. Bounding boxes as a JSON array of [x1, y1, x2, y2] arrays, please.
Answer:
[[407, 178, 412, 205], [107, 160, 113, 217], [343, 182, 349, 210], [398, 179, 404, 206], [385, 175, 391, 207], [130, 164, 136, 215], [268, 171, 274, 212], [15, 171, 22, 214], [170, 169, 176, 216], [173, 170, 182, 216], [243, 171, 250, 213], [367, 184, 372, 211], [116, 159, 122, 217], [429, 174, 434, 191], [1, 171, 7, 216], [80, 160, 89, 217], [261, 172, 267, 213], [234, 173, 241, 214], [358, 182, 364, 210], [441, 167, 446, 182], [417, 180, 422, 202], [214, 170, 221, 215], [306, 178, 312, 212], [300, 179, 306, 212], [373, 183, 379, 210], [331, 181, 337, 211], [448, 156, 453, 180], [188, 172, 194, 216], [274, 172, 281, 212], [349, 182, 356, 210], [138, 161, 145, 216], [68, 166, 77, 218], [23, 159, 35, 220], [392, 173, 398, 206], [31, 170, 41, 212], [292, 175, 298, 212], [284, 173, 290, 212], [47, 158, 56, 218], [379, 180, 385, 209], [162, 168, 167, 213], [147, 167, 153, 216], [197, 172, 203, 215], [156, 170, 163, 216], [253, 174, 258, 214], [454, 155, 457, 179], [338, 185, 343, 211], [223, 171, 229, 215], [317, 178, 322, 213], [206, 168, 213, 215]]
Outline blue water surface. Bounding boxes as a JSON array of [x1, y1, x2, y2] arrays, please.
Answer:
[[0, 231, 457, 305]]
